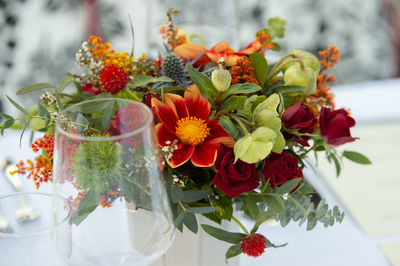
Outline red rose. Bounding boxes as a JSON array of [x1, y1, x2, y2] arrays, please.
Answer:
[[319, 107, 357, 146], [108, 104, 151, 146], [282, 103, 316, 146], [262, 152, 303, 189], [212, 145, 260, 198]]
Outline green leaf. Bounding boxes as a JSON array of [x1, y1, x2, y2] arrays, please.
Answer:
[[174, 205, 186, 228], [183, 212, 198, 233], [75, 113, 89, 132], [222, 83, 262, 100], [58, 76, 75, 93], [16, 82, 55, 95], [249, 53, 268, 85], [275, 178, 302, 194], [219, 115, 242, 140], [246, 196, 259, 219], [342, 151, 372, 165], [263, 195, 285, 214], [251, 211, 275, 234], [162, 86, 189, 93], [225, 244, 243, 261], [128, 76, 174, 89], [297, 183, 313, 194], [102, 101, 115, 131], [329, 154, 341, 177], [171, 186, 184, 203], [271, 85, 309, 95], [267, 17, 286, 39], [186, 206, 218, 214], [182, 190, 210, 202], [37, 103, 50, 118], [186, 64, 216, 99], [306, 212, 318, 231], [222, 96, 247, 112], [72, 101, 109, 114], [6, 95, 29, 116], [201, 224, 247, 244], [72, 189, 100, 225], [128, 14, 135, 58]]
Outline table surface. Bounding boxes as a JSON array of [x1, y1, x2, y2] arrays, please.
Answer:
[[1, 78, 400, 266]]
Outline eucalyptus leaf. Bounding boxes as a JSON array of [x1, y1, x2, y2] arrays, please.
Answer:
[[186, 207, 218, 214], [264, 195, 285, 214], [71, 189, 100, 225], [171, 186, 184, 203], [183, 212, 198, 233], [6, 95, 30, 116], [38, 103, 51, 118], [246, 196, 259, 219], [182, 190, 210, 202]]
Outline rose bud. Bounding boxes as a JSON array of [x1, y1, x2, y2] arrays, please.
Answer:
[[262, 152, 303, 189], [212, 145, 259, 198], [211, 62, 231, 92], [283, 64, 317, 94], [319, 107, 358, 146], [281, 103, 317, 146]]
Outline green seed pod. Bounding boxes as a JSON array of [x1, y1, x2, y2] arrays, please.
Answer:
[[283, 64, 317, 94], [211, 66, 231, 92]]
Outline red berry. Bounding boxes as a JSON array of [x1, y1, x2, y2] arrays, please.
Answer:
[[99, 65, 129, 94], [241, 233, 267, 257]]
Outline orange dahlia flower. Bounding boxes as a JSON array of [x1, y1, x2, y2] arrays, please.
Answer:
[[152, 85, 234, 168]]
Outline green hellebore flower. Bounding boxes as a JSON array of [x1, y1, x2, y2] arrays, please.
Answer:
[[28, 104, 46, 130], [283, 64, 317, 94], [252, 93, 281, 131], [234, 127, 277, 164], [282, 49, 321, 75], [211, 66, 231, 92]]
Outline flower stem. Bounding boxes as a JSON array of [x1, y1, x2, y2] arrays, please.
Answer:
[[264, 55, 305, 87], [228, 113, 250, 136], [232, 215, 250, 235]]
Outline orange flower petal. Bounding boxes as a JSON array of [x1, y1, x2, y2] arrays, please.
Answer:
[[169, 144, 194, 168], [239, 40, 262, 54], [173, 43, 210, 66], [152, 97, 179, 133], [191, 141, 219, 167], [209, 42, 232, 53], [164, 93, 189, 118], [184, 85, 211, 121]]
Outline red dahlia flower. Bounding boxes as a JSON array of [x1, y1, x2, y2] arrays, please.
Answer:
[[241, 233, 268, 257], [152, 85, 234, 168], [99, 65, 129, 94]]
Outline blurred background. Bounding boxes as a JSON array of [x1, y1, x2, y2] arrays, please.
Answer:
[[0, 0, 399, 113]]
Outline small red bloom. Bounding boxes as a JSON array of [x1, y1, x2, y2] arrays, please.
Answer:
[[241, 233, 267, 257], [99, 65, 129, 94], [82, 83, 102, 95]]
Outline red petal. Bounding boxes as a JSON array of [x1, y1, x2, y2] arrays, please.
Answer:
[[152, 97, 178, 133], [206, 120, 235, 147], [184, 85, 211, 121], [164, 93, 188, 118], [154, 123, 178, 147], [191, 141, 219, 167], [168, 144, 194, 168]]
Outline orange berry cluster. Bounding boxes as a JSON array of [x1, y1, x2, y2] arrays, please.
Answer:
[[14, 134, 55, 189], [230, 58, 260, 85]]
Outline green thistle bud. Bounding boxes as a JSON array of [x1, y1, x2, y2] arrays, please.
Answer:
[[73, 139, 125, 193], [211, 64, 231, 92]]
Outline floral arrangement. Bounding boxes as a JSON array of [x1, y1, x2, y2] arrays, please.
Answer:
[[0, 9, 371, 260]]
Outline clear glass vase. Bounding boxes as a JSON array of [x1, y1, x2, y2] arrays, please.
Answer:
[[52, 98, 174, 265]]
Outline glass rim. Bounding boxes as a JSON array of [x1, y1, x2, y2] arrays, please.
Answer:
[[55, 98, 154, 142], [0, 192, 71, 238]]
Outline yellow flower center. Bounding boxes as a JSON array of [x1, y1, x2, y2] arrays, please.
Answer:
[[175, 116, 210, 146]]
